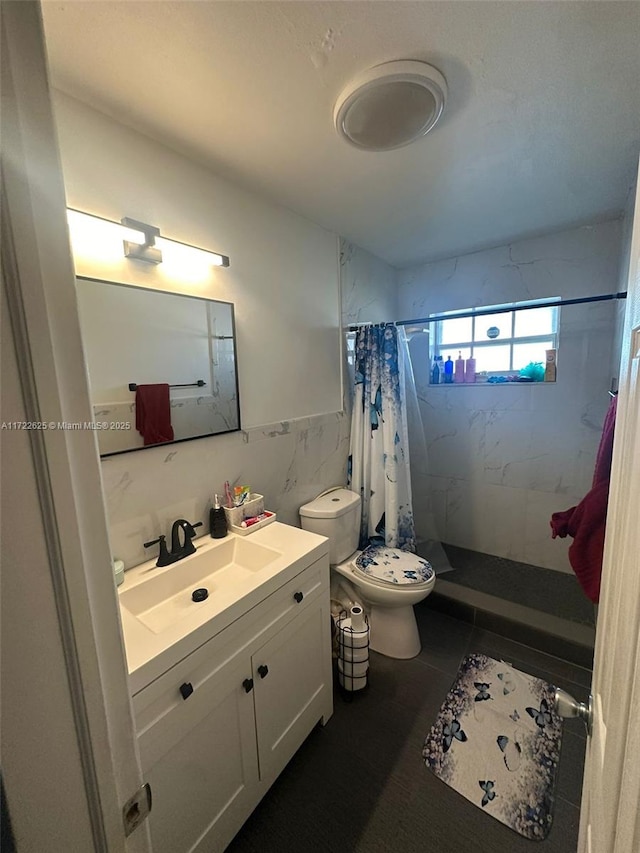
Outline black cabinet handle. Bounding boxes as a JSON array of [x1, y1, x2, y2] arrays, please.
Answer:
[[179, 682, 194, 700], [243, 678, 254, 693], [293, 591, 304, 603], [257, 664, 269, 679]]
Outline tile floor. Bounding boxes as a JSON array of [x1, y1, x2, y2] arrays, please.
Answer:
[[228, 603, 590, 853], [441, 544, 596, 627]]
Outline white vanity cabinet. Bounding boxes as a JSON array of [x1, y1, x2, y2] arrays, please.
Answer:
[[131, 553, 333, 853]]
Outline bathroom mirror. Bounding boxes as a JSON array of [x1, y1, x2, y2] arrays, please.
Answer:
[[76, 276, 240, 456]]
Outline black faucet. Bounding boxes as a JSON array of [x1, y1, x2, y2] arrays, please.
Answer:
[[143, 534, 174, 567], [170, 519, 203, 560], [144, 519, 203, 567]]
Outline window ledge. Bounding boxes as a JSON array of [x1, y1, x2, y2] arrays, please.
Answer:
[[428, 380, 556, 388]]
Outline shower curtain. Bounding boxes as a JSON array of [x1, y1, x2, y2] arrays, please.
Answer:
[[348, 323, 416, 551]]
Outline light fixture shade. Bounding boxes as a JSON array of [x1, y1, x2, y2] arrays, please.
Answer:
[[156, 237, 229, 268], [334, 60, 447, 151], [67, 209, 147, 246]]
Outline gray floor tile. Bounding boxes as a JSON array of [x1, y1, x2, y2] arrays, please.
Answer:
[[229, 610, 584, 853], [555, 731, 587, 808], [466, 626, 593, 690], [415, 604, 475, 677]]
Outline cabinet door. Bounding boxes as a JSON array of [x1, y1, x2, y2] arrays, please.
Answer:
[[141, 655, 259, 853], [252, 601, 332, 783]]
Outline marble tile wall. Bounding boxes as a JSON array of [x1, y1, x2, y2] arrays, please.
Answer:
[[102, 412, 351, 569], [103, 238, 397, 570], [340, 237, 399, 326], [399, 220, 624, 573]]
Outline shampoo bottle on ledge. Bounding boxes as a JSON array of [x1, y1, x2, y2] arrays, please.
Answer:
[[454, 351, 465, 383], [444, 355, 454, 383], [465, 356, 476, 383]]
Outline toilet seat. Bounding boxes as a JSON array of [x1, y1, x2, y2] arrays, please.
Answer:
[[352, 545, 434, 590]]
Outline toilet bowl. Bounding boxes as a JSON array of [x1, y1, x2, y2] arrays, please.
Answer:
[[333, 546, 435, 659], [299, 488, 436, 660]]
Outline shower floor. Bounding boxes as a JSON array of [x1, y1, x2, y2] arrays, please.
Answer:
[[421, 543, 596, 668], [441, 544, 595, 627]]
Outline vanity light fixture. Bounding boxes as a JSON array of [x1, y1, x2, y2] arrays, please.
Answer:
[[121, 217, 230, 268], [65, 208, 229, 268], [121, 217, 162, 265]]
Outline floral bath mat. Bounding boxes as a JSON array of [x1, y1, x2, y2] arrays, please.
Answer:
[[422, 654, 562, 841]]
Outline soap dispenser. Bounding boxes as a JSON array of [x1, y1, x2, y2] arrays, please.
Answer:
[[209, 495, 228, 539]]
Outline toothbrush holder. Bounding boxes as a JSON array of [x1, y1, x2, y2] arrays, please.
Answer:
[[223, 493, 264, 528]]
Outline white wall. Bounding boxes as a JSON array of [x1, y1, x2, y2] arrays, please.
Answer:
[[51, 93, 353, 568], [53, 92, 342, 429], [398, 220, 623, 573]]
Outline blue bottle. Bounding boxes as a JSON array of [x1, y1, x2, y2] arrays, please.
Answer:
[[444, 356, 454, 383], [431, 356, 441, 384]]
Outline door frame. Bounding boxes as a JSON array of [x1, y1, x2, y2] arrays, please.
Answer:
[[1, 3, 150, 850], [578, 167, 640, 852]]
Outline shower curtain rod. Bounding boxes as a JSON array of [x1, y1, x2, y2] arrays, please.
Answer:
[[347, 291, 627, 331]]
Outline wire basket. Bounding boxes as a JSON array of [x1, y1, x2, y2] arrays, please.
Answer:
[[336, 607, 370, 693]]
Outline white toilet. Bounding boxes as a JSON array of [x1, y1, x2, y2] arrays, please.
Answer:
[[299, 488, 436, 660]]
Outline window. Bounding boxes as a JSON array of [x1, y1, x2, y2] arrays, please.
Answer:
[[345, 331, 356, 367], [431, 298, 559, 375]]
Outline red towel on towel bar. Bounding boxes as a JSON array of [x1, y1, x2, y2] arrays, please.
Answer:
[[550, 395, 617, 603], [135, 384, 174, 446]]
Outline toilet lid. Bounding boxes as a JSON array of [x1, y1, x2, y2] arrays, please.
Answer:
[[353, 545, 434, 587]]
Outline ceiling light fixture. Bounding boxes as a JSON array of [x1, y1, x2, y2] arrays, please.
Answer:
[[334, 60, 447, 152]]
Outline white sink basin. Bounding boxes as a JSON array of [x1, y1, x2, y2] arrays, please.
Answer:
[[117, 522, 331, 695], [119, 536, 282, 634]]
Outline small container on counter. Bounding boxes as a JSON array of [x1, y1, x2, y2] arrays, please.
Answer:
[[224, 493, 264, 528], [113, 558, 125, 586]]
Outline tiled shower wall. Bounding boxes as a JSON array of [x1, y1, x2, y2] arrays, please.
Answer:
[[397, 220, 623, 573]]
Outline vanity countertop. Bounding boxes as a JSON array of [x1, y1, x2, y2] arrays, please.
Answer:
[[118, 521, 329, 694]]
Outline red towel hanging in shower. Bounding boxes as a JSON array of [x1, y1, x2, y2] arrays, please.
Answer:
[[550, 395, 617, 603]]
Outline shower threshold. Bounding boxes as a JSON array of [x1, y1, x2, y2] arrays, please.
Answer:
[[422, 544, 595, 669]]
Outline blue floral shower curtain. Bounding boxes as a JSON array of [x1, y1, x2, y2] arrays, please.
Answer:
[[348, 323, 416, 551]]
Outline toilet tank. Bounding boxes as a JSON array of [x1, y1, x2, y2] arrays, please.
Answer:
[[299, 488, 361, 564]]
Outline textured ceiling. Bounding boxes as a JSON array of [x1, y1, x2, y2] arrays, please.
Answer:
[[41, 1, 640, 268]]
